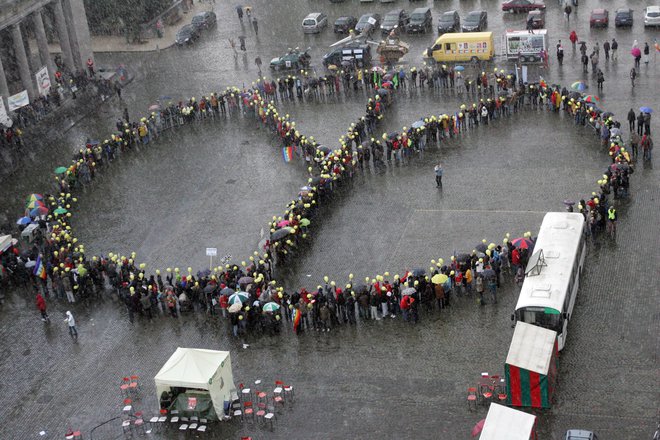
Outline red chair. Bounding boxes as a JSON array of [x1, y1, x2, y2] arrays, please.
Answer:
[[467, 387, 478, 410], [122, 398, 133, 414], [480, 384, 493, 404], [243, 401, 254, 420], [120, 377, 130, 396], [129, 375, 139, 393]]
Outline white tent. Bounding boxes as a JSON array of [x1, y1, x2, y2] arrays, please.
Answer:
[[480, 403, 536, 440], [154, 348, 236, 419]]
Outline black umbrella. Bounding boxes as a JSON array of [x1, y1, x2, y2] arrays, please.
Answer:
[[271, 228, 293, 242], [602, 111, 614, 119], [317, 145, 331, 154], [568, 91, 582, 99], [220, 287, 235, 296], [475, 243, 488, 252], [482, 269, 496, 279], [238, 276, 254, 285], [204, 284, 216, 294], [456, 253, 471, 263], [412, 268, 425, 277]]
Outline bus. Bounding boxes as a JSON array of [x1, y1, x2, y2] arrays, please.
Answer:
[[424, 32, 494, 63], [513, 212, 587, 351]]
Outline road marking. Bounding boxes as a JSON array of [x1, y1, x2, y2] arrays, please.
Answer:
[[414, 209, 548, 214]]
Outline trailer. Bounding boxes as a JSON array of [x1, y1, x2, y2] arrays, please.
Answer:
[[502, 29, 549, 63]]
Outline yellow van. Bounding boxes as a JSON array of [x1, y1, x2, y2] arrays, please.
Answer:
[[424, 32, 494, 63]]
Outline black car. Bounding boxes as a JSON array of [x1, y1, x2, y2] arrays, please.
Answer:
[[614, 8, 633, 27], [355, 13, 381, 35], [175, 24, 199, 45], [381, 9, 409, 34], [406, 7, 432, 34], [322, 43, 372, 68], [334, 16, 358, 33], [437, 10, 460, 34], [462, 10, 487, 32], [191, 11, 217, 31]]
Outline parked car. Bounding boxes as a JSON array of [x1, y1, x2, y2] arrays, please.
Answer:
[[527, 10, 545, 29], [406, 7, 432, 34], [269, 48, 311, 71], [381, 9, 410, 34], [589, 9, 609, 27], [334, 16, 358, 34], [565, 429, 599, 440], [643, 5, 660, 27], [502, 0, 546, 13], [191, 11, 217, 31], [322, 43, 372, 68], [614, 8, 633, 27], [302, 12, 328, 34], [380, 0, 397, 3], [355, 13, 381, 34], [462, 10, 487, 32], [175, 24, 199, 45], [437, 10, 460, 34]]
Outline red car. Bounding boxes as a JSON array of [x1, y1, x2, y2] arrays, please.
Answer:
[[590, 9, 609, 27], [502, 0, 546, 13]]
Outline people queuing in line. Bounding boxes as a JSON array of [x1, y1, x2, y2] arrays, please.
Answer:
[[1, 63, 642, 338]]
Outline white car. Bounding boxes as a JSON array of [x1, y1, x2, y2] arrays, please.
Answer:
[[645, 5, 660, 27]]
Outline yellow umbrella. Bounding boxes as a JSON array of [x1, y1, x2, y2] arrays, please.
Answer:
[[431, 273, 448, 284]]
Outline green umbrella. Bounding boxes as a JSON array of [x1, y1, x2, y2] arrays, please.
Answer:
[[262, 302, 280, 312], [54, 207, 68, 215], [300, 218, 311, 227], [228, 292, 249, 305], [54, 167, 68, 174]]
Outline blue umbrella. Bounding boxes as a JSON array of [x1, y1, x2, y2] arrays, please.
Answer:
[[454, 65, 465, 72], [640, 106, 653, 114], [16, 216, 31, 225], [412, 120, 425, 129]]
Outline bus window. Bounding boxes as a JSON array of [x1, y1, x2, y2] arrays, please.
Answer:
[[520, 308, 562, 332], [445, 43, 451, 52]]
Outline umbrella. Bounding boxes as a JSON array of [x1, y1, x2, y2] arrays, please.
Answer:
[[602, 111, 614, 119], [271, 227, 294, 242], [631, 47, 641, 58], [300, 218, 311, 227], [475, 243, 488, 252], [28, 206, 48, 217], [382, 72, 394, 81], [148, 104, 161, 111], [583, 95, 600, 103], [570, 81, 588, 91], [431, 273, 448, 284], [471, 419, 486, 437], [511, 237, 534, 250], [220, 287, 235, 296], [401, 287, 416, 296], [203, 284, 216, 294], [640, 106, 653, 114], [228, 292, 249, 305], [25, 260, 36, 268], [16, 216, 31, 225], [26, 193, 43, 203], [262, 302, 280, 312], [54, 166, 68, 174], [327, 64, 338, 71], [376, 88, 390, 96], [277, 220, 290, 228], [26, 200, 45, 209], [238, 276, 254, 285], [228, 302, 243, 313], [53, 207, 68, 215], [412, 120, 425, 129], [412, 268, 425, 277], [563, 199, 575, 207], [371, 66, 384, 73], [454, 65, 465, 71], [482, 268, 496, 279], [87, 139, 100, 146], [568, 91, 582, 99], [456, 253, 471, 262]]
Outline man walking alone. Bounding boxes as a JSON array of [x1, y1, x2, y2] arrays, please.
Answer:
[[434, 163, 443, 187]]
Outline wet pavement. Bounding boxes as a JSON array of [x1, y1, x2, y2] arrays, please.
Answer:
[[0, 0, 658, 439]]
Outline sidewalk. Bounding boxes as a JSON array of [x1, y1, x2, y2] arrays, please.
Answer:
[[46, 2, 213, 54]]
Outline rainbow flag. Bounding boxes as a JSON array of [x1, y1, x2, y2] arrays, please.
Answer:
[[282, 146, 294, 163], [293, 308, 301, 333], [33, 255, 47, 280]]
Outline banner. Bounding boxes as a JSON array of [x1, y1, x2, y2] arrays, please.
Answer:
[[8, 90, 29, 112], [35, 66, 51, 96], [0, 98, 12, 128]]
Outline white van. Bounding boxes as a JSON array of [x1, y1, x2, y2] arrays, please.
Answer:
[[302, 13, 328, 34]]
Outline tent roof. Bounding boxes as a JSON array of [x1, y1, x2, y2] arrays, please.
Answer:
[[154, 348, 230, 390], [480, 403, 536, 440], [506, 322, 557, 375]]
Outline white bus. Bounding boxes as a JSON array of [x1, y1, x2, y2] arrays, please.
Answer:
[[513, 212, 587, 351]]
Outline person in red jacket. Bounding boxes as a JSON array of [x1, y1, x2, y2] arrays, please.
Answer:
[[569, 31, 578, 51], [511, 247, 521, 275], [36, 293, 49, 322]]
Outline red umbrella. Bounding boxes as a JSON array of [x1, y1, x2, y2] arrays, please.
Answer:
[[511, 237, 535, 249], [583, 95, 600, 103], [631, 47, 641, 58], [472, 419, 486, 437]]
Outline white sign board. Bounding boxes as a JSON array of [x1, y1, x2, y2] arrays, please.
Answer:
[[367, 17, 377, 25], [8, 90, 29, 111], [206, 247, 218, 257], [0, 98, 12, 128], [35, 66, 51, 96]]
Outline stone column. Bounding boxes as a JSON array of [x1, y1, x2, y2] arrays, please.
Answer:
[[0, 54, 9, 110], [33, 9, 56, 83], [11, 23, 36, 101], [52, 0, 75, 71], [66, 0, 94, 67]]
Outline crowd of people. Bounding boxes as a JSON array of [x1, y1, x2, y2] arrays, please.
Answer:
[[0, 60, 642, 338]]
